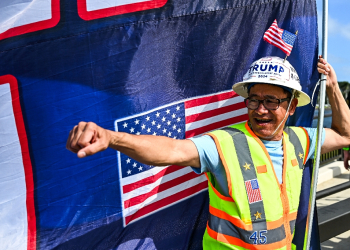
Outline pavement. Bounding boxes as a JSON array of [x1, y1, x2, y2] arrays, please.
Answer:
[[316, 160, 350, 249]]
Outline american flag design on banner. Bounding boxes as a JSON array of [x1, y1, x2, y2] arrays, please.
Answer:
[[245, 179, 262, 204], [115, 90, 248, 226], [263, 19, 297, 56]]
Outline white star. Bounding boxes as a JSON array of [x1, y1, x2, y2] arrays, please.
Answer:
[[156, 112, 160, 117], [141, 124, 146, 130], [134, 119, 140, 125], [133, 162, 137, 168], [167, 121, 171, 126], [153, 132, 157, 136], [127, 169, 132, 175], [167, 131, 172, 137], [126, 158, 131, 164], [136, 132, 141, 135], [162, 128, 167, 134], [173, 136, 177, 139], [177, 128, 182, 133], [146, 116, 150, 121], [130, 127, 135, 133], [172, 125, 177, 130], [177, 117, 181, 122], [172, 113, 176, 119], [151, 120, 156, 126], [123, 122, 128, 128], [166, 109, 170, 114], [162, 117, 166, 122], [157, 124, 161, 129], [147, 128, 151, 133], [138, 166, 143, 171], [176, 106, 180, 111]]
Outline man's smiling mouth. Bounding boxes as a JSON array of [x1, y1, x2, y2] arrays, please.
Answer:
[[255, 118, 273, 124]]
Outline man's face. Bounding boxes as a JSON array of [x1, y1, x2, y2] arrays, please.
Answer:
[[247, 84, 298, 141]]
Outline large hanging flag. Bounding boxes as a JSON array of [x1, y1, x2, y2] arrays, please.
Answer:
[[263, 19, 297, 56], [0, 0, 320, 249]]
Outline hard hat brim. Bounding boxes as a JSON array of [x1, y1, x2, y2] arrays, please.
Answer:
[[232, 80, 311, 107]]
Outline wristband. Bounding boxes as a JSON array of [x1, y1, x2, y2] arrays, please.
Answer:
[[343, 147, 350, 151]]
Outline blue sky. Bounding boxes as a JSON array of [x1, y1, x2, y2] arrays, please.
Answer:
[[316, 0, 350, 82]]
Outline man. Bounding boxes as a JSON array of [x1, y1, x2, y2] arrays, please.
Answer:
[[67, 56, 350, 249]]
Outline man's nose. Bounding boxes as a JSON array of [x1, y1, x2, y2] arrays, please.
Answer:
[[255, 101, 269, 115]]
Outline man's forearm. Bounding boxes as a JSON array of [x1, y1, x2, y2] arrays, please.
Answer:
[[66, 121, 200, 167], [327, 84, 350, 140], [317, 57, 350, 153], [107, 130, 196, 166]]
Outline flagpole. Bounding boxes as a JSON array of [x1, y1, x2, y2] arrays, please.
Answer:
[[284, 30, 298, 63], [305, 0, 328, 249]]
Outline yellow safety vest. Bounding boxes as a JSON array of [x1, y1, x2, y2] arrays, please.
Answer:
[[203, 121, 310, 250]]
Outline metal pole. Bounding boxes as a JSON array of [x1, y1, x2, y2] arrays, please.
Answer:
[[305, 0, 328, 248]]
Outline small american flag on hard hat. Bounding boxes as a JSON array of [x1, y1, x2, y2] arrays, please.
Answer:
[[263, 19, 297, 56]]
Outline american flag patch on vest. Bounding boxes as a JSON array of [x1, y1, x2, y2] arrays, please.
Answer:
[[245, 179, 263, 204]]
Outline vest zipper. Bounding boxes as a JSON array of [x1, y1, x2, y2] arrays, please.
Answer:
[[281, 136, 292, 250], [280, 183, 292, 250]]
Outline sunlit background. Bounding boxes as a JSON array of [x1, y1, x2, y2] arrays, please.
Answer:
[[316, 0, 350, 83]]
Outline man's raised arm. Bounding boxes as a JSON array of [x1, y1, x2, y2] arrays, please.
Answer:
[[317, 56, 350, 154], [66, 121, 201, 168]]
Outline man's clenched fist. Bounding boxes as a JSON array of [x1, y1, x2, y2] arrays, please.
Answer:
[[66, 122, 111, 158]]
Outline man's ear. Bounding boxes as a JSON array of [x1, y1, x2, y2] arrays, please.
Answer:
[[288, 98, 298, 116]]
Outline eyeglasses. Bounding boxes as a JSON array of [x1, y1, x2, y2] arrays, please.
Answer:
[[244, 97, 290, 110]]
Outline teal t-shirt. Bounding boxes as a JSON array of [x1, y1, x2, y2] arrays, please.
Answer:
[[190, 127, 325, 197]]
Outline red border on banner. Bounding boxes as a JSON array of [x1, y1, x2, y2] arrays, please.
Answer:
[[78, 0, 168, 21], [0, 75, 36, 250], [0, 0, 60, 41]]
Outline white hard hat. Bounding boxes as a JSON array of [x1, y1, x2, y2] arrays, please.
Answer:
[[232, 56, 310, 107]]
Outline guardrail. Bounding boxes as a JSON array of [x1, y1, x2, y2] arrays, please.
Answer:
[[316, 149, 350, 242], [319, 149, 342, 166]]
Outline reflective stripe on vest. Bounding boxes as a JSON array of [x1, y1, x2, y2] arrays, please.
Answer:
[[221, 127, 267, 231], [284, 127, 305, 169], [208, 208, 286, 244]]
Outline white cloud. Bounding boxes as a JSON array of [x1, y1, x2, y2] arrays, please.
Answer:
[[328, 53, 349, 64], [328, 16, 350, 40], [318, 14, 350, 41]]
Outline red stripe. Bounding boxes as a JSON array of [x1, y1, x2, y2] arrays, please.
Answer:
[[122, 165, 183, 194], [185, 114, 248, 138], [185, 102, 246, 124], [78, 0, 168, 21], [257, 190, 262, 200], [264, 36, 291, 55], [264, 29, 292, 55], [246, 181, 262, 203], [246, 182, 252, 203], [125, 180, 208, 225], [0, 0, 60, 41], [185, 91, 238, 109], [253, 191, 258, 202], [1, 75, 37, 250], [265, 25, 290, 46], [124, 171, 200, 208], [269, 24, 283, 35], [264, 32, 292, 50]]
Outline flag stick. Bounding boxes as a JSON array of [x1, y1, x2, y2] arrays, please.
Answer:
[[305, 0, 328, 249], [284, 30, 298, 63]]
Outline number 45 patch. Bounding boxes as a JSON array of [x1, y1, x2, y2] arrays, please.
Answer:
[[249, 230, 267, 244]]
